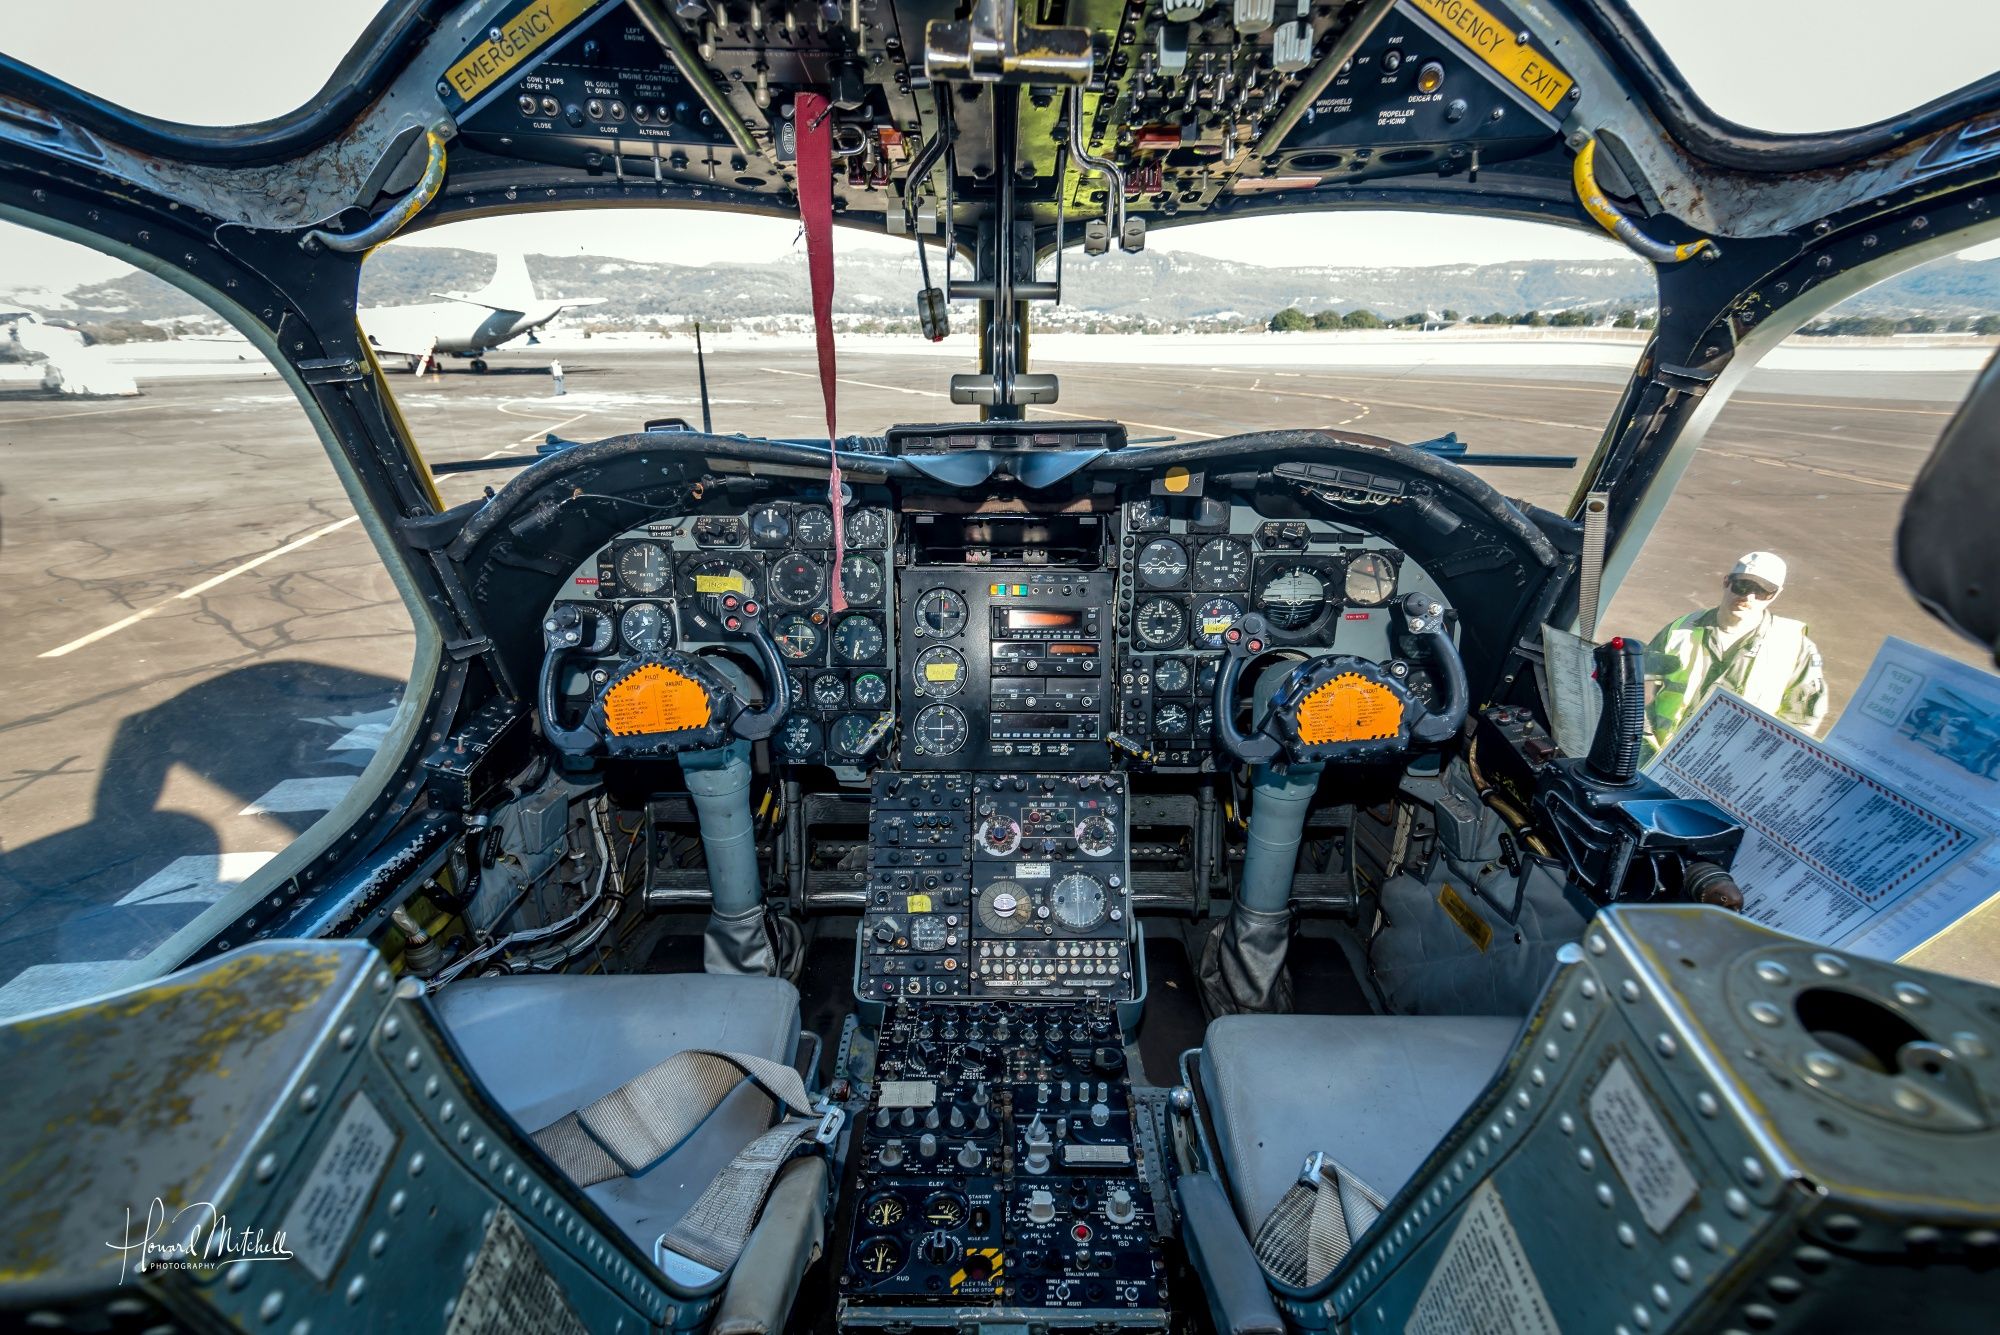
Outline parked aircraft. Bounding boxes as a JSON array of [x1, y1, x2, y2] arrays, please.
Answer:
[[361, 251, 600, 372]]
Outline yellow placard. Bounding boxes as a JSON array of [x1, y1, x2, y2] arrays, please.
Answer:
[[1163, 466, 1193, 494], [601, 663, 713, 737], [907, 894, 933, 914], [1438, 883, 1494, 952], [444, 0, 601, 103], [1295, 672, 1404, 744], [925, 661, 961, 682], [695, 572, 747, 594], [1406, 0, 1574, 112], [1201, 616, 1234, 636]]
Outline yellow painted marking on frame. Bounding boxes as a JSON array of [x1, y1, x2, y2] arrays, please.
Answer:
[[1406, 0, 1573, 111], [1438, 883, 1494, 952], [445, 0, 600, 102]]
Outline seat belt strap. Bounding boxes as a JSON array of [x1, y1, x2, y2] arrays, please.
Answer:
[[1252, 1150, 1386, 1288], [531, 1047, 820, 1186], [796, 90, 847, 612]]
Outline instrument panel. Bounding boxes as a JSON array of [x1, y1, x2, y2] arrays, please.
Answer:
[[558, 499, 897, 768], [547, 483, 1451, 775]]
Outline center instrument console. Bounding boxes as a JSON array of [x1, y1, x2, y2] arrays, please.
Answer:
[[858, 772, 1137, 1006], [898, 568, 1114, 771], [836, 997, 1170, 1331]]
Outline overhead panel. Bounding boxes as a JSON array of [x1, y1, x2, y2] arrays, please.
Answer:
[[1271, 0, 1572, 181]]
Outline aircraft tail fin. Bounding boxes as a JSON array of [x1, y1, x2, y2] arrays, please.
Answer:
[[458, 252, 538, 312]]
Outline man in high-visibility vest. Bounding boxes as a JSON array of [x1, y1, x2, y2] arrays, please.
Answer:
[[1643, 551, 1829, 753]]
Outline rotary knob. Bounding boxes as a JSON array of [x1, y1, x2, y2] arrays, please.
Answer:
[[1073, 814, 1117, 857], [921, 1230, 958, 1265], [976, 815, 1023, 856]]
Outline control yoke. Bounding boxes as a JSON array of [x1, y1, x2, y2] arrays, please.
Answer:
[[539, 596, 791, 757], [1213, 593, 1468, 766]]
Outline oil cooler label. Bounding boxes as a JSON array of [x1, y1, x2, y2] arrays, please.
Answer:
[[1589, 1057, 1697, 1235], [1404, 1182, 1558, 1335]]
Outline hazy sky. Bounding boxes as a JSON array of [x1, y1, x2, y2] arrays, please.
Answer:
[[4, 1, 1999, 287]]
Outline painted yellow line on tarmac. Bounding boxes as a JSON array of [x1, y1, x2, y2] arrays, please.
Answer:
[[39, 516, 362, 659], [0, 402, 165, 426]]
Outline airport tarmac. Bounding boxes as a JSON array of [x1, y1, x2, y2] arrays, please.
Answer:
[[0, 342, 1988, 1012]]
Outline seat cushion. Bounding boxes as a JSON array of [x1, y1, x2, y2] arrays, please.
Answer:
[[1198, 1014, 1521, 1234], [434, 972, 801, 1255]]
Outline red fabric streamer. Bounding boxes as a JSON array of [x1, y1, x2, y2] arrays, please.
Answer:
[[795, 91, 848, 612]]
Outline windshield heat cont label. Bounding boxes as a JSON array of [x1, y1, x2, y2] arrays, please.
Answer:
[[1588, 1056, 1698, 1235]]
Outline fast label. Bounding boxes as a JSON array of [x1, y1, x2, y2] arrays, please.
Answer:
[[1405, 1183, 1559, 1335], [1588, 1057, 1698, 1234], [444, 0, 601, 103], [602, 663, 712, 736], [1406, 0, 1574, 112]]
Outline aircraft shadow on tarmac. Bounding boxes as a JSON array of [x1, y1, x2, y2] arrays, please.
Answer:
[[0, 660, 404, 978]]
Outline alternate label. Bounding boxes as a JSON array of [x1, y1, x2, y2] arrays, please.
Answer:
[[1437, 883, 1493, 952], [443, 0, 601, 104], [1404, 1183, 1559, 1335], [1588, 1057, 1698, 1235], [696, 572, 747, 594], [601, 663, 712, 736], [1296, 673, 1404, 744], [280, 1090, 397, 1282], [1406, 0, 1574, 112]]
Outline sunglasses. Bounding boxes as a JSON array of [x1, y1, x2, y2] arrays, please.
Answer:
[[1726, 577, 1777, 598]]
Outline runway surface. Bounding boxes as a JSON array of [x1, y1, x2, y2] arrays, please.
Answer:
[[0, 342, 1987, 1011]]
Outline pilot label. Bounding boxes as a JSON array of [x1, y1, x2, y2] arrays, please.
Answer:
[[280, 1090, 397, 1282], [445, 0, 599, 103], [1405, 0, 1574, 112], [1588, 1057, 1698, 1235], [1404, 1182, 1558, 1335]]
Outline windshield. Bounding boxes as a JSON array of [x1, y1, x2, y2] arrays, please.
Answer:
[[1625, 0, 2000, 132]]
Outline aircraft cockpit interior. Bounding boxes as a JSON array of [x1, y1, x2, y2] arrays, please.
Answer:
[[5, 1, 2000, 1331]]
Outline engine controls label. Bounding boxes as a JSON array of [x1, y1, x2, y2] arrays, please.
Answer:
[[1406, 0, 1573, 112], [602, 664, 712, 736], [281, 1090, 397, 1282], [1295, 673, 1403, 744], [444, 0, 600, 104], [1405, 1183, 1558, 1335], [1589, 1057, 1697, 1235]]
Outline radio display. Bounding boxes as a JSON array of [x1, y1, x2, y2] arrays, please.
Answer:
[[1002, 608, 1084, 631], [1049, 642, 1096, 656]]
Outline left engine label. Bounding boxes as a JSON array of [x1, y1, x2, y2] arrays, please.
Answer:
[[444, 0, 601, 104]]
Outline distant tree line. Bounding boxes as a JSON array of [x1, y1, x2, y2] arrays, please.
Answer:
[[1801, 314, 2000, 336], [1268, 307, 1660, 331]]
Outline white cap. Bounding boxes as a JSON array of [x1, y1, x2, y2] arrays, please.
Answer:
[[1730, 551, 1787, 592]]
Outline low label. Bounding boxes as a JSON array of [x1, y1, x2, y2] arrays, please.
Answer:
[[1588, 1057, 1697, 1235], [1404, 1183, 1559, 1335], [1437, 883, 1493, 952], [280, 1090, 397, 1282], [601, 664, 711, 737]]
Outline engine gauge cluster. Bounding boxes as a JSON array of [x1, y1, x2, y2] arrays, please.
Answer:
[[572, 497, 896, 767], [1116, 494, 1420, 769]]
